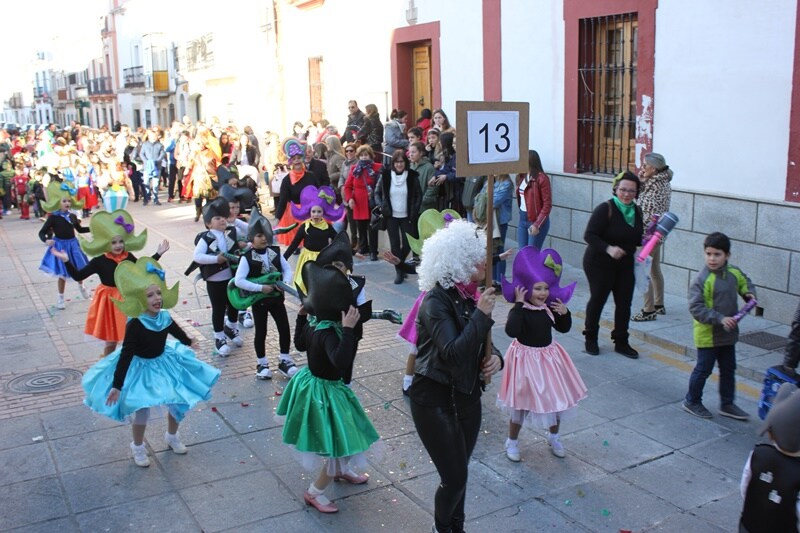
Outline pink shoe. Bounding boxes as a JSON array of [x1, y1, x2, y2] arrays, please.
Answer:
[[334, 471, 369, 484], [303, 491, 339, 513]]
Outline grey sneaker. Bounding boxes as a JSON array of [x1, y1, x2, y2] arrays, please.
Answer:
[[682, 400, 713, 419], [719, 403, 750, 421]]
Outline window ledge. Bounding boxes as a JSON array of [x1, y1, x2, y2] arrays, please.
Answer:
[[286, 0, 325, 9]]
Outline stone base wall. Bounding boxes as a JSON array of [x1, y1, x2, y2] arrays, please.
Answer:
[[509, 171, 800, 325]]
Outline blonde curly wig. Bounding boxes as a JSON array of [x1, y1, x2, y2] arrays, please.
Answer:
[[418, 220, 486, 292]]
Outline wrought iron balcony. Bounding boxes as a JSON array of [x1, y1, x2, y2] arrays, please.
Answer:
[[88, 77, 113, 95], [123, 66, 145, 88]]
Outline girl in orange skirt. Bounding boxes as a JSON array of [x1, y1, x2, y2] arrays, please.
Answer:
[[274, 138, 319, 246], [50, 209, 170, 356]]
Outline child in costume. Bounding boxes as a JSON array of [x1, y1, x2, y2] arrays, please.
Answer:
[[283, 185, 343, 295], [274, 137, 320, 247], [232, 210, 298, 379], [220, 183, 256, 329], [50, 209, 169, 356], [75, 160, 99, 218], [498, 246, 587, 461], [190, 197, 244, 357], [11, 163, 30, 220], [276, 261, 380, 514], [740, 382, 800, 533], [38, 180, 90, 309], [82, 257, 220, 467]]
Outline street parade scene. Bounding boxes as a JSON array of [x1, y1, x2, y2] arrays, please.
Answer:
[[2, 1, 800, 532]]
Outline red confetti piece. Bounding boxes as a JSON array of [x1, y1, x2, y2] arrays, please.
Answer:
[[274, 391, 282, 396], [182, 300, 188, 304], [211, 406, 218, 412], [240, 402, 250, 407]]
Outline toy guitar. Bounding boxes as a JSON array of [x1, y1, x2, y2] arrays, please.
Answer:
[[227, 271, 298, 310]]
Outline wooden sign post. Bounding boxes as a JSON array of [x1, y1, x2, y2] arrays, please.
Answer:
[[455, 101, 530, 377]]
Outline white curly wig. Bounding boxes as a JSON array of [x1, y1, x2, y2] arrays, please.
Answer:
[[418, 220, 486, 292]]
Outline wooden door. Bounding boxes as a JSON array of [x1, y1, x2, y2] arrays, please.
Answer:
[[412, 45, 431, 118]]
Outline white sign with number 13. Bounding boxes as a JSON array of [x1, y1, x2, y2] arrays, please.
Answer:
[[466, 110, 520, 165]]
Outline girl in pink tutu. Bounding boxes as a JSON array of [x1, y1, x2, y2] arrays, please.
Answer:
[[498, 246, 587, 461]]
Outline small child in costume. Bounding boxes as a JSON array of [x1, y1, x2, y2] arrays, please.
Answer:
[[38, 180, 91, 309], [498, 246, 587, 461], [232, 210, 298, 380], [740, 382, 800, 533], [82, 257, 221, 467], [190, 197, 244, 357], [51, 209, 169, 356], [275, 137, 319, 247], [11, 164, 30, 219], [220, 183, 256, 329], [276, 261, 380, 514], [75, 160, 99, 218], [283, 185, 343, 295]]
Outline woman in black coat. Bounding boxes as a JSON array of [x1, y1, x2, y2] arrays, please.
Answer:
[[374, 149, 422, 284], [582, 171, 644, 358]]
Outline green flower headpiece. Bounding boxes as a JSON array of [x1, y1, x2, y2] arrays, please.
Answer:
[[80, 210, 147, 257], [112, 257, 179, 317], [41, 180, 85, 213], [407, 208, 462, 256]]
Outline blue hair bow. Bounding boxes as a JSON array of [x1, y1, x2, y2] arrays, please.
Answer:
[[114, 215, 134, 233], [145, 263, 165, 280], [60, 183, 77, 196]]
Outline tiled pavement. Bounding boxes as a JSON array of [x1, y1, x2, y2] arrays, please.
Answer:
[[0, 200, 788, 532]]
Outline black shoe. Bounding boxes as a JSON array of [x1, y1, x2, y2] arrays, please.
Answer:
[[614, 343, 639, 359], [394, 271, 404, 284], [370, 253, 378, 261], [654, 305, 666, 315], [584, 339, 599, 355], [278, 359, 298, 378]]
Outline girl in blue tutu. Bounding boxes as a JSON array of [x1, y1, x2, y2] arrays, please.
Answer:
[[276, 261, 380, 514], [82, 257, 221, 468], [38, 180, 90, 309]]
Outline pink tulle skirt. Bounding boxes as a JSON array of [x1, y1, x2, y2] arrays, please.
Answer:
[[497, 340, 587, 427], [397, 291, 426, 351]]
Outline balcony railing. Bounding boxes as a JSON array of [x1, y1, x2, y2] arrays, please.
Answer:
[[88, 77, 113, 95], [33, 87, 51, 101], [123, 66, 145, 88]]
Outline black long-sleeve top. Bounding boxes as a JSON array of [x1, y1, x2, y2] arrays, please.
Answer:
[[283, 222, 336, 258], [505, 304, 571, 347], [64, 252, 161, 286], [38, 212, 90, 242], [112, 317, 192, 390], [293, 314, 356, 383], [583, 200, 643, 265], [274, 171, 318, 220]]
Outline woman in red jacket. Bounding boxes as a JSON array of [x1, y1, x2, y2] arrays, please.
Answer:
[[516, 149, 552, 250], [343, 145, 382, 260]]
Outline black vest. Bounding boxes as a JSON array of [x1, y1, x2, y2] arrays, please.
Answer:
[[740, 443, 800, 533], [243, 246, 282, 278], [195, 228, 237, 280]]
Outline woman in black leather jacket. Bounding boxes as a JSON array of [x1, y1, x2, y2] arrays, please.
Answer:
[[409, 219, 503, 533]]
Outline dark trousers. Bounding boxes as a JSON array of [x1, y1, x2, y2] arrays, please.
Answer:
[[130, 174, 145, 201], [686, 345, 737, 406], [492, 223, 509, 283], [168, 165, 179, 199], [355, 219, 378, 255], [386, 216, 412, 268], [583, 256, 635, 343], [411, 398, 481, 533], [251, 296, 290, 358], [206, 279, 238, 332]]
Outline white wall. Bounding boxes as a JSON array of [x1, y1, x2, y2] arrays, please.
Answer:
[[502, 0, 565, 172], [654, 0, 797, 201]]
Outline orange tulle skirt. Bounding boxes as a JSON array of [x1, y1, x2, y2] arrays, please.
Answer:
[[277, 207, 300, 246], [85, 284, 127, 342]]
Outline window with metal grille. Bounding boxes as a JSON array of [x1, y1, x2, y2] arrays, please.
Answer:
[[308, 56, 324, 123], [577, 13, 638, 174]]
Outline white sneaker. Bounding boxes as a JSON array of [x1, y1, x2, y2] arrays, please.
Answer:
[[278, 359, 298, 378], [224, 325, 244, 348], [215, 337, 231, 357], [78, 284, 89, 299], [239, 310, 254, 329], [505, 438, 521, 462], [130, 442, 150, 467], [548, 433, 566, 458], [56, 297, 66, 310], [256, 364, 273, 380], [165, 432, 187, 454]]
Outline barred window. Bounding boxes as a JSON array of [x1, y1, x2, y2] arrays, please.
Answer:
[[577, 13, 638, 174]]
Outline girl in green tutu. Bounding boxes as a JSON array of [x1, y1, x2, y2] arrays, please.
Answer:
[[276, 261, 380, 514]]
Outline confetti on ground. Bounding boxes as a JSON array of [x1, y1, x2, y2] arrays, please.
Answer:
[[577, 489, 585, 497], [192, 321, 200, 326], [399, 462, 407, 469], [240, 402, 250, 407], [182, 300, 188, 304], [211, 406, 218, 412], [275, 391, 282, 396], [383, 402, 391, 409], [32, 436, 44, 442], [564, 500, 572, 506], [601, 509, 610, 516], [603, 440, 609, 446]]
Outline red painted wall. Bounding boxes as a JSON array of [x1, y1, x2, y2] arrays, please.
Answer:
[[786, 0, 800, 202]]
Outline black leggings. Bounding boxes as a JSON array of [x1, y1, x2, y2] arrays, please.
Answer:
[[583, 256, 635, 342], [410, 398, 481, 533], [252, 296, 290, 358], [355, 220, 378, 255], [386, 216, 412, 267], [206, 279, 238, 332]]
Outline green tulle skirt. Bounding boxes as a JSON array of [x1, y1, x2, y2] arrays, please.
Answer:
[[276, 367, 379, 459]]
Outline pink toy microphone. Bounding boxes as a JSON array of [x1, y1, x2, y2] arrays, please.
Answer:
[[733, 298, 758, 322], [637, 212, 679, 263]]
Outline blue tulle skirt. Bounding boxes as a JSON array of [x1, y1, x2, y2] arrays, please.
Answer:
[[39, 237, 89, 278], [82, 340, 221, 422]]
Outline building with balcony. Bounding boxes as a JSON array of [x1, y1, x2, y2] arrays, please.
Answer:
[[88, 55, 116, 129]]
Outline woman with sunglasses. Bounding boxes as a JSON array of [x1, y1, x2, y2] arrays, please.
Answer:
[[340, 143, 360, 251], [582, 171, 644, 359]]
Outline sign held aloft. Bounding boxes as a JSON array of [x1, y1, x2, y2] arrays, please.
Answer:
[[455, 101, 529, 175]]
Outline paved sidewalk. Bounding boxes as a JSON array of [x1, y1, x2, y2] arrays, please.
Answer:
[[0, 202, 785, 532]]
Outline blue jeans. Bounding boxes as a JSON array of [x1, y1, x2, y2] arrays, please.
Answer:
[[516, 209, 550, 249], [492, 223, 508, 283], [686, 345, 737, 406], [146, 175, 160, 204]]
